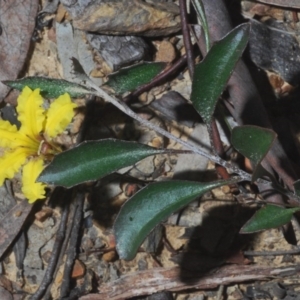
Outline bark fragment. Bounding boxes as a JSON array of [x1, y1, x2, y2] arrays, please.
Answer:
[[60, 0, 181, 37]]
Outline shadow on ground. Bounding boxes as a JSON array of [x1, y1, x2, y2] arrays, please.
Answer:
[[176, 202, 257, 284]]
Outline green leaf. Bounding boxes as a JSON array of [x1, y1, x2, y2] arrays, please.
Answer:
[[191, 24, 249, 123], [106, 62, 166, 94], [241, 204, 300, 233], [38, 139, 167, 188], [231, 125, 276, 181], [3, 77, 91, 98], [191, 0, 210, 51], [231, 126, 276, 165], [115, 178, 238, 260]]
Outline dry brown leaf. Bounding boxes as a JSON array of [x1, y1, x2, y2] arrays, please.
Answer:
[[0, 0, 38, 101], [0, 201, 32, 259]]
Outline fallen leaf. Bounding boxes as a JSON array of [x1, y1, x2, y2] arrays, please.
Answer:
[[0, 200, 33, 259], [0, 0, 39, 101]]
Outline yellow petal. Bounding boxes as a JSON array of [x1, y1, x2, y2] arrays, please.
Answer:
[[0, 120, 40, 151], [44, 93, 77, 139], [0, 120, 19, 148], [21, 158, 46, 203], [0, 147, 30, 185], [17, 86, 45, 140]]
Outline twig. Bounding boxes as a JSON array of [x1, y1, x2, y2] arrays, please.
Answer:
[[217, 285, 224, 300], [179, 0, 195, 78], [43, 190, 78, 300], [87, 80, 251, 181], [209, 120, 231, 179], [79, 265, 300, 300], [124, 53, 188, 102], [60, 191, 85, 298], [86, 82, 300, 205], [244, 247, 300, 256], [30, 193, 71, 300], [5, 181, 27, 279]]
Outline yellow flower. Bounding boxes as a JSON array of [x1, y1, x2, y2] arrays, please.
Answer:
[[0, 86, 77, 203]]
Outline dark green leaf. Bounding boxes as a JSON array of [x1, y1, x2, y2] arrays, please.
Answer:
[[241, 204, 300, 233], [191, 24, 249, 123], [231, 125, 276, 181], [293, 180, 300, 197], [3, 77, 91, 98], [106, 62, 166, 94], [231, 126, 276, 165], [38, 139, 167, 188], [115, 178, 238, 260]]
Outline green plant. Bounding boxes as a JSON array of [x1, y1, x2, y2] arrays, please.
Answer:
[[2, 4, 300, 261]]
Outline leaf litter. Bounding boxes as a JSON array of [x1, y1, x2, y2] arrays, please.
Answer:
[[1, 0, 300, 299]]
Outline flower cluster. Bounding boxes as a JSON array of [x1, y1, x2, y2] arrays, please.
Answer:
[[0, 86, 77, 203]]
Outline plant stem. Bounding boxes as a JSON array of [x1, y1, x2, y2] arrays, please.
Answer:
[[87, 80, 251, 181], [124, 52, 189, 102], [179, 0, 195, 78], [85, 80, 300, 203], [209, 119, 231, 179]]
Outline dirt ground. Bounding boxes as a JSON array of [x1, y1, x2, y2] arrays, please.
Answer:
[[1, 0, 300, 299]]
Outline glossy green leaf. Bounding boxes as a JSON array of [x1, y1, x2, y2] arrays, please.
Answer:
[[191, 24, 249, 123], [231, 125, 276, 181], [115, 178, 238, 260], [241, 204, 300, 233], [3, 77, 91, 98], [38, 139, 167, 188], [106, 62, 166, 94]]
